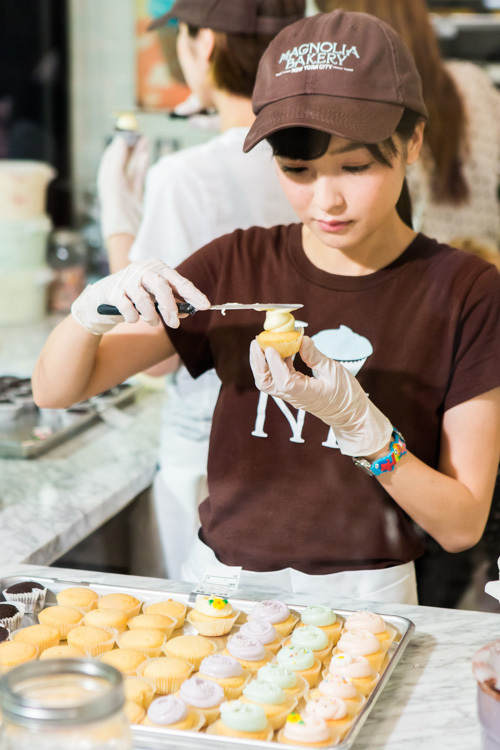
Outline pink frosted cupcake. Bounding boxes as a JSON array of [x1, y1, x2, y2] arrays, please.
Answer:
[[198, 653, 251, 700], [343, 611, 397, 653], [239, 619, 283, 655], [304, 695, 353, 740], [335, 628, 385, 672], [309, 674, 365, 717], [277, 712, 338, 747], [248, 600, 299, 637], [223, 633, 273, 674], [326, 653, 379, 696]]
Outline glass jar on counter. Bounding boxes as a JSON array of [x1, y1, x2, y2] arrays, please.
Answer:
[[46, 228, 88, 313], [0, 658, 132, 750]]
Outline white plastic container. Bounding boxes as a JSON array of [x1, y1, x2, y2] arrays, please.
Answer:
[[0, 161, 56, 219], [0, 268, 53, 326], [0, 216, 52, 270]]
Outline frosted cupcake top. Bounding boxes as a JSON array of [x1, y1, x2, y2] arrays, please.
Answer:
[[344, 611, 385, 634], [195, 595, 233, 618], [239, 620, 277, 645], [318, 675, 357, 700], [220, 701, 267, 732], [263, 309, 296, 333], [305, 696, 348, 721], [257, 664, 297, 689], [291, 625, 329, 652], [243, 680, 285, 706], [180, 677, 224, 708], [250, 600, 290, 624], [283, 713, 330, 743], [276, 646, 315, 671], [329, 653, 372, 679], [199, 653, 243, 678], [337, 628, 380, 656], [227, 633, 266, 661], [147, 695, 188, 725], [301, 605, 337, 627]]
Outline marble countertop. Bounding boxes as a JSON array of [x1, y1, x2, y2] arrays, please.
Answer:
[[0, 317, 163, 566], [2, 562, 498, 750]]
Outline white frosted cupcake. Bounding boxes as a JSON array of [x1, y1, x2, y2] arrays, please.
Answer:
[[335, 628, 385, 672], [326, 653, 379, 696], [186, 595, 240, 637]]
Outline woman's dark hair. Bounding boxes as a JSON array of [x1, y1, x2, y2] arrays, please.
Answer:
[[187, 0, 304, 98], [315, 0, 469, 205], [267, 109, 421, 228]]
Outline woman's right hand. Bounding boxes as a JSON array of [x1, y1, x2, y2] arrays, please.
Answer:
[[71, 259, 211, 335]]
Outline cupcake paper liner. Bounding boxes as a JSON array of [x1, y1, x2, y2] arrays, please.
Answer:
[[0, 601, 25, 631], [142, 597, 186, 629], [3, 585, 47, 614], [137, 657, 194, 694], [186, 609, 241, 637]]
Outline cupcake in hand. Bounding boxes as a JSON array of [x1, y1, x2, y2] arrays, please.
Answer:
[[256, 308, 303, 358]]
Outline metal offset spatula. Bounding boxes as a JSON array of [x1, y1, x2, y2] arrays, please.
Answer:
[[97, 302, 303, 316]]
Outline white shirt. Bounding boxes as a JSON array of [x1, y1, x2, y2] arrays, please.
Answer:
[[130, 126, 297, 449], [407, 61, 500, 246]]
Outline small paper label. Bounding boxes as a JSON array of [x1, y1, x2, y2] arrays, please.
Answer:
[[192, 565, 242, 597]]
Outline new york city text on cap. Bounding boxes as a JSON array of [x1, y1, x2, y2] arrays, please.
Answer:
[[243, 10, 428, 151], [148, 0, 305, 36]]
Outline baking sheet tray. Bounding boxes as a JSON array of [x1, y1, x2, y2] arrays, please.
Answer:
[[0, 383, 140, 459], [1, 572, 415, 750]]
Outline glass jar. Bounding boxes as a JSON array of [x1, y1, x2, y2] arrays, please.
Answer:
[[0, 658, 132, 750]]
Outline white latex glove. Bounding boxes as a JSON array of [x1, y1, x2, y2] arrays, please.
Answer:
[[97, 135, 149, 240], [249, 336, 393, 457], [71, 259, 210, 336]]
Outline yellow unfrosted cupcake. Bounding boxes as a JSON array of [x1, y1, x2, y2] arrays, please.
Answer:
[[177, 676, 225, 725], [0, 641, 38, 672], [56, 587, 99, 613], [123, 676, 156, 709], [298, 605, 343, 645], [143, 695, 205, 731], [138, 656, 193, 694], [198, 653, 251, 700], [124, 701, 145, 725], [206, 700, 273, 741], [98, 593, 141, 618], [186, 596, 240, 637], [248, 599, 299, 637], [100, 648, 147, 675], [83, 607, 128, 634], [162, 634, 217, 670], [38, 605, 84, 639], [67, 625, 116, 657], [13, 624, 60, 654], [40, 644, 85, 660], [127, 613, 176, 639], [256, 308, 303, 358], [117, 628, 166, 658], [143, 598, 186, 629], [240, 679, 298, 730]]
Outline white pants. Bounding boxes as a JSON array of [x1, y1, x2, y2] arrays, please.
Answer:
[[181, 532, 418, 606]]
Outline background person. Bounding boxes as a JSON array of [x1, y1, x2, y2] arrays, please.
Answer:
[[96, 0, 304, 579]]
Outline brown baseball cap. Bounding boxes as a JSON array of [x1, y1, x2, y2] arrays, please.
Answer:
[[148, 0, 305, 35], [243, 10, 428, 152]]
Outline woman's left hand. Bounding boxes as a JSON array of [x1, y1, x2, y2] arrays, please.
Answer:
[[249, 336, 392, 457]]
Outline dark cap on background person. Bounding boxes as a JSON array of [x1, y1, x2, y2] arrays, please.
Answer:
[[243, 10, 428, 152], [148, 0, 306, 35]]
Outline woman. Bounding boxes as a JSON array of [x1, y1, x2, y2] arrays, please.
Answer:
[[32, 10, 500, 605], [315, 0, 500, 249], [97, 0, 303, 579]]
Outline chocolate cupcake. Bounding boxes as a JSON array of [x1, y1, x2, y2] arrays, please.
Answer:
[[0, 602, 24, 630], [4, 581, 47, 613], [0, 627, 9, 643]]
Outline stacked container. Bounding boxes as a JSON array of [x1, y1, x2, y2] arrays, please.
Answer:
[[0, 161, 56, 325]]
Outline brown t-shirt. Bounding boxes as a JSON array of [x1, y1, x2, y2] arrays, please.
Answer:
[[168, 224, 500, 574]]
